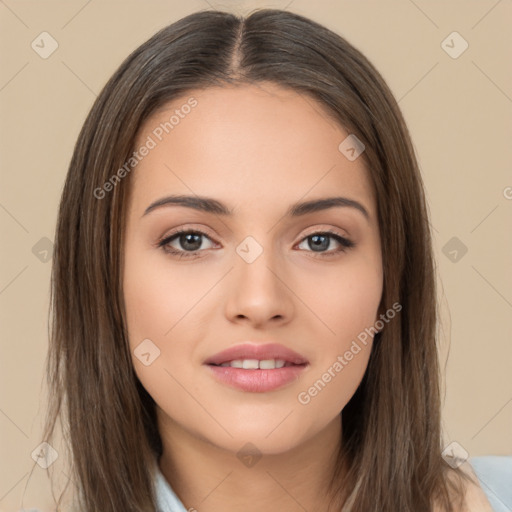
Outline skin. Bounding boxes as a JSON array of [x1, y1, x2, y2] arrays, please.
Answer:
[[122, 82, 384, 511]]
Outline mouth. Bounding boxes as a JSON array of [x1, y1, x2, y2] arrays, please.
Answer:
[[208, 359, 305, 369], [203, 342, 309, 367], [203, 342, 309, 392], [205, 360, 309, 392]]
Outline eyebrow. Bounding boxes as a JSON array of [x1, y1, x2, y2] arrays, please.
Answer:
[[142, 195, 370, 221]]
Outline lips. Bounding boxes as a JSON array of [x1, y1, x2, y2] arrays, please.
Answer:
[[203, 342, 309, 366], [204, 342, 309, 393]]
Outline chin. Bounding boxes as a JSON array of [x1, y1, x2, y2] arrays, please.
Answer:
[[206, 417, 316, 456]]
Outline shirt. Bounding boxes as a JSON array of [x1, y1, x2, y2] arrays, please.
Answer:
[[153, 456, 512, 512], [153, 458, 188, 512], [469, 456, 512, 512]]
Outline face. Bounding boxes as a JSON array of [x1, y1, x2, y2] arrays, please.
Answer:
[[122, 83, 383, 455]]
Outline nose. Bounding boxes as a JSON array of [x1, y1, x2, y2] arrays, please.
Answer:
[[224, 245, 294, 328]]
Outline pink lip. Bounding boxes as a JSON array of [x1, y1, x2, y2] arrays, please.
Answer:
[[203, 342, 309, 393], [205, 364, 308, 392], [203, 342, 309, 366]]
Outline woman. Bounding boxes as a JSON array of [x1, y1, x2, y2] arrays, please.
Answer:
[[39, 8, 498, 511]]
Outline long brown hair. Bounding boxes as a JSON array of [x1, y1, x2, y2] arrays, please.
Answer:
[[39, 8, 471, 511]]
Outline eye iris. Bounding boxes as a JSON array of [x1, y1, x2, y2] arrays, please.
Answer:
[[309, 234, 329, 251], [180, 233, 202, 251]]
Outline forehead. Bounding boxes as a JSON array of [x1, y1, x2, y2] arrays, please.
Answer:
[[129, 83, 376, 219]]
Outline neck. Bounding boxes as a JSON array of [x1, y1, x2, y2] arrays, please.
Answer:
[[157, 413, 343, 512]]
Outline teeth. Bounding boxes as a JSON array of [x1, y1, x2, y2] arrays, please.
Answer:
[[218, 359, 288, 369], [242, 359, 259, 369]]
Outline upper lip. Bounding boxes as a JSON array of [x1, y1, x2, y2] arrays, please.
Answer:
[[204, 343, 309, 366]]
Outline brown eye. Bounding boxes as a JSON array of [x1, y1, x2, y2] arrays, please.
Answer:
[[158, 229, 215, 258]]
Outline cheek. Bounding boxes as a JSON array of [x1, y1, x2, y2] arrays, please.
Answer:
[[124, 276, 171, 344], [295, 300, 376, 419], [293, 256, 381, 411], [123, 252, 199, 346], [122, 251, 192, 393], [296, 256, 382, 347], [297, 349, 372, 418], [123, 258, 204, 416]]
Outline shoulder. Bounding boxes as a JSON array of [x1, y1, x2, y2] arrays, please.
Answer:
[[468, 455, 512, 512], [458, 461, 493, 512], [440, 456, 512, 512]]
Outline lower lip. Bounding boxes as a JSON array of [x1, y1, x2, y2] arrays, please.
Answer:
[[205, 364, 308, 392]]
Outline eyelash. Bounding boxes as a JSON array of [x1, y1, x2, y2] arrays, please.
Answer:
[[157, 227, 355, 260]]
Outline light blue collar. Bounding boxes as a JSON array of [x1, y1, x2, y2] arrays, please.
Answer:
[[153, 458, 188, 512], [469, 456, 512, 512], [152, 454, 512, 511]]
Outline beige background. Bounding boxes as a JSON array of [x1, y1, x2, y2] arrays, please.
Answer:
[[1, 0, 511, 510]]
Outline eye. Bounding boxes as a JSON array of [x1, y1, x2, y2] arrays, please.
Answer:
[[157, 228, 355, 259], [157, 228, 216, 259], [296, 230, 355, 257]]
